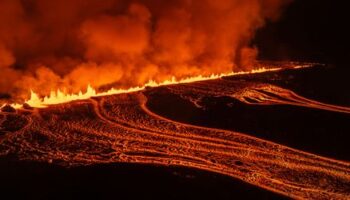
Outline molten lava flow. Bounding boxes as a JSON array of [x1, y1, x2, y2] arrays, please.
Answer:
[[233, 84, 350, 114], [0, 75, 350, 199], [3, 64, 315, 109]]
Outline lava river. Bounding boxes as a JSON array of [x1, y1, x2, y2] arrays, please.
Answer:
[[0, 74, 350, 199]]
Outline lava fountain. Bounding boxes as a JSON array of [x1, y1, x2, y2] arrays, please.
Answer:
[[5, 64, 301, 109], [0, 0, 290, 103]]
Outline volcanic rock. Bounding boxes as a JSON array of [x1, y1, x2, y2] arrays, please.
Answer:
[[1, 105, 16, 113], [22, 103, 33, 110]]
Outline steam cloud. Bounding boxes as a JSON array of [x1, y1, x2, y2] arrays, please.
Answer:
[[0, 0, 290, 102]]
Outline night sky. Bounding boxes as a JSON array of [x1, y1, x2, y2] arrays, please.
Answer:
[[255, 0, 349, 66]]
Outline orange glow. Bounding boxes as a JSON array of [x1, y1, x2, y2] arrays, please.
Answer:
[[6, 66, 291, 109], [1, 72, 349, 199], [0, 64, 315, 110], [0, 0, 291, 103]]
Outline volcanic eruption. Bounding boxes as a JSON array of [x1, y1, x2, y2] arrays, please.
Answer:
[[0, 0, 291, 104], [1, 0, 350, 200]]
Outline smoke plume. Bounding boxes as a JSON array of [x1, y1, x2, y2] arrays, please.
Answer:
[[0, 0, 290, 102]]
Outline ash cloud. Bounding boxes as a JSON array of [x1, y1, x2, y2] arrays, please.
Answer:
[[0, 0, 290, 102]]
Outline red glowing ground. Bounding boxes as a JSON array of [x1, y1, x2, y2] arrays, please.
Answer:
[[1, 67, 350, 199]]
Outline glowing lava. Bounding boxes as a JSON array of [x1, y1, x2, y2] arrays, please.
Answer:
[[2, 64, 314, 109], [1, 72, 350, 199]]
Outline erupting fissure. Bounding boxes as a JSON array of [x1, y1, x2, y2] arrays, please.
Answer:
[[1, 64, 316, 109], [0, 0, 292, 105], [5, 67, 288, 109], [1, 68, 350, 199]]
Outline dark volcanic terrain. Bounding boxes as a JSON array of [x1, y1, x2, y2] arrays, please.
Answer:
[[1, 65, 350, 199]]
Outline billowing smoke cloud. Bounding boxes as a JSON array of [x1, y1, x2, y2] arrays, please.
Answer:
[[0, 0, 290, 102]]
